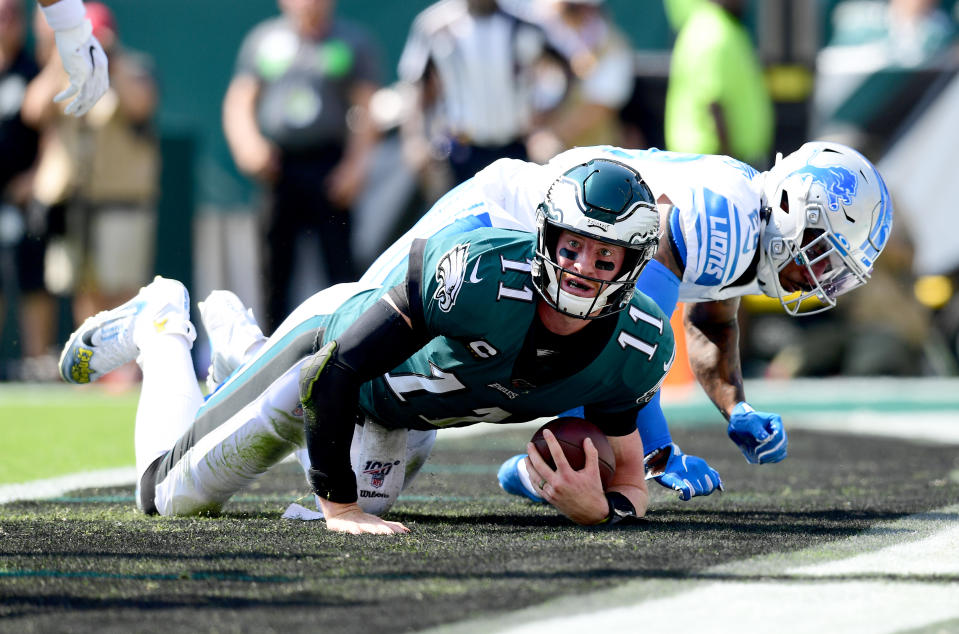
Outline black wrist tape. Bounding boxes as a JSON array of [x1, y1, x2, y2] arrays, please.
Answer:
[[603, 491, 637, 524], [308, 466, 358, 504]]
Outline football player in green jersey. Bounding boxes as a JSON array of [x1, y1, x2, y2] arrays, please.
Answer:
[[61, 159, 674, 535]]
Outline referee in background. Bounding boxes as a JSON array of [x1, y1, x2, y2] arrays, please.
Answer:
[[397, 0, 568, 187]]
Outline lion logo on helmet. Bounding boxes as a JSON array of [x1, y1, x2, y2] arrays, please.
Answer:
[[797, 162, 858, 213]]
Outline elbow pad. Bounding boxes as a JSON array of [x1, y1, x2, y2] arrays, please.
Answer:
[[299, 295, 432, 503], [300, 341, 361, 503]]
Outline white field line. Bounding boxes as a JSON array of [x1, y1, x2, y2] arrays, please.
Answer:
[[0, 467, 137, 504], [789, 522, 959, 577], [429, 506, 959, 634], [499, 582, 959, 634], [789, 411, 959, 444]]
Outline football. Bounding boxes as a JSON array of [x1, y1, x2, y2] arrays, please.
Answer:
[[530, 417, 616, 489]]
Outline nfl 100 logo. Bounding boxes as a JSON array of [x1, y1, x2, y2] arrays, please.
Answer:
[[362, 460, 401, 489]]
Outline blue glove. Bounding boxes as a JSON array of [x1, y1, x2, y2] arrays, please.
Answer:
[[647, 443, 723, 501], [727, 402, 787, 464]]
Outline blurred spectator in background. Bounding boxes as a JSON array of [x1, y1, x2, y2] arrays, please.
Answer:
[[664, 0, 774, 167], [223, 0, 381, 334], [0, 0, 50, 380], [828, 0, 955, 62], [532, 0, 634, 150], [813, 0, 957, 154], [22, 1, 158, 383], [397, 0, 567, 193]]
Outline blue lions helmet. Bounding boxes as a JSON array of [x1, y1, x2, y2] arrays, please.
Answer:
[[757, 142, 894, 316], [532, 158, 660, 319]]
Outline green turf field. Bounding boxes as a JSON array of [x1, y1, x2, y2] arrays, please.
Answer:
[[2, 383, 958, 632], [0, 386, 137, 483], [3, 405, 959, 632]]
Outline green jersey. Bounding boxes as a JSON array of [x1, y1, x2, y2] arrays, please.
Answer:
[[322, 228, 675, 437]]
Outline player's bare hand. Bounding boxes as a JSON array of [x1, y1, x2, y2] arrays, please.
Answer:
[[526, 430, 608, 525], [319, 500, 409, 535]]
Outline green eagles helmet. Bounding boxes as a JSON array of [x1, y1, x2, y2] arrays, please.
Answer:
[[532, 158, 661, 319]]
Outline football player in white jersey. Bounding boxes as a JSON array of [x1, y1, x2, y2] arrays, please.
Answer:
[[202, 141, 894, 504]]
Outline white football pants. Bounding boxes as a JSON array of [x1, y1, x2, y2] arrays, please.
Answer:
[[137, 283, 434, 516]]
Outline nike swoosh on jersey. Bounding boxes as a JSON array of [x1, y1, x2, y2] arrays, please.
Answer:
[[468, 257, 483, 283], [536, 349, 558, 358]]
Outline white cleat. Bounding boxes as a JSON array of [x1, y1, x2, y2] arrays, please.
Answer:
[[198, 290, 265, 392], [59, 276, 195, 384]]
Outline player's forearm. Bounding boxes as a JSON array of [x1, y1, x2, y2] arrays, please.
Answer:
[[301, 341, 362, 503], [605, 432, 649, 520], [684, 305, 745, 419], [302, 295, 431, 501]]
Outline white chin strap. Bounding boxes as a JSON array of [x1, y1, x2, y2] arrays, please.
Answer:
[[544, 267, 623, 318], [555, 286, 606, 318]]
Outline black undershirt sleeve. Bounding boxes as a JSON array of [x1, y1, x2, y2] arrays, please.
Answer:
[[301, 278, 432, 503]]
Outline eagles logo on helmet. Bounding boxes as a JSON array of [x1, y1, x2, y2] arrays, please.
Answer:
[[532, 159, 661, 319]]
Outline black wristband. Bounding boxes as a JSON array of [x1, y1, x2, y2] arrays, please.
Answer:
[[308, 466, 358, 504], [602, 491, 637, 524]]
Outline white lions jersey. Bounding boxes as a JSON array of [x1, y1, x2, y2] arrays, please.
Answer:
[[363, 146, 765, 303]]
